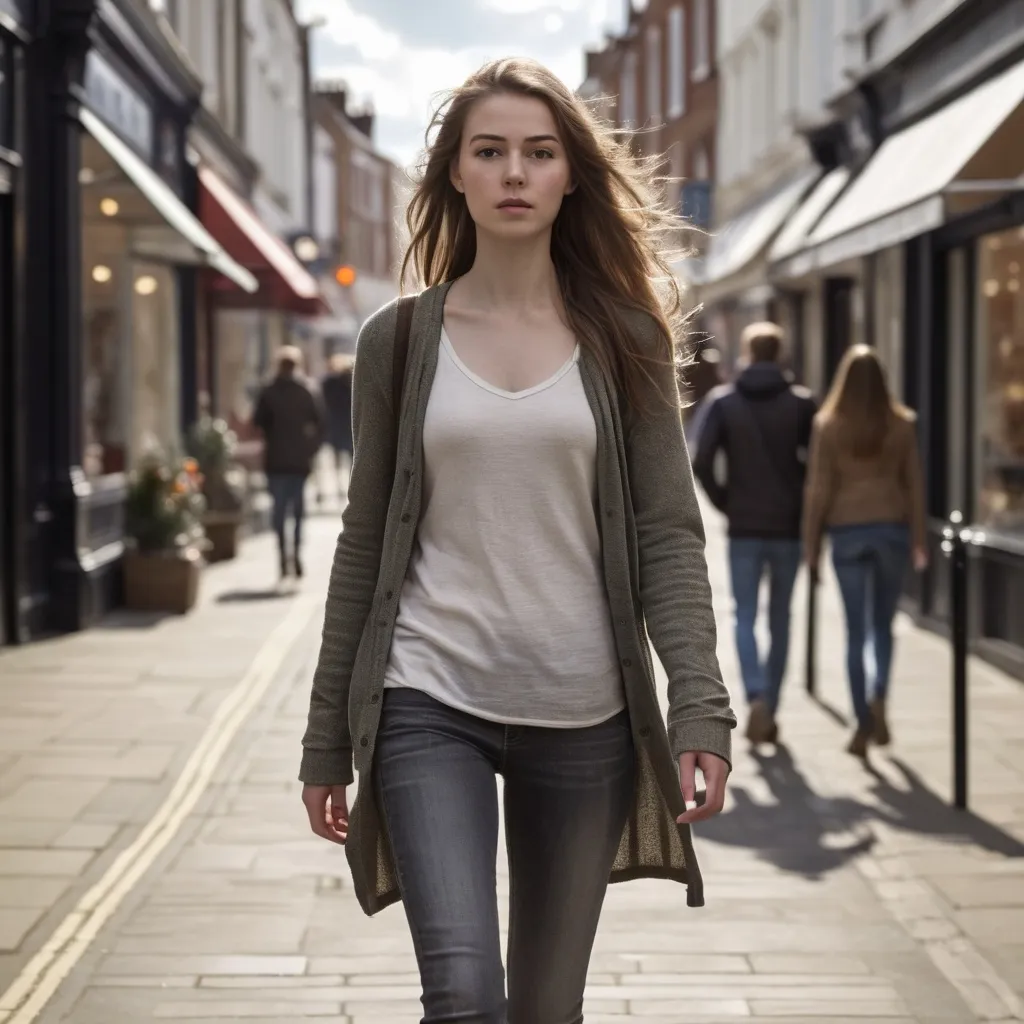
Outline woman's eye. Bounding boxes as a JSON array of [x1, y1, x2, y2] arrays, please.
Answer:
[[476, 148, 499, 158], [533, 149, 555, 160]]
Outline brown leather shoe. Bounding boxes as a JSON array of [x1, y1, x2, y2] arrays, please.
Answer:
[[846, 728, 870, 758], [871, 698, 891, 746], [746, 699, 775, 744]]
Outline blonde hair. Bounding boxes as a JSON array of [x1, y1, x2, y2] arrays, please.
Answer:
[[401, 56, 692, 414], [741, 321, 784, 363], [820, 345, 912, 457], [275, 345, 303, 372]]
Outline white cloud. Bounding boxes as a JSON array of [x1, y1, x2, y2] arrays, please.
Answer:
[[300, 0, 624, 168]]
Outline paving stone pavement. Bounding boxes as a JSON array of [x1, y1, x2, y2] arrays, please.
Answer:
[[1, 488, 1022, 1023]]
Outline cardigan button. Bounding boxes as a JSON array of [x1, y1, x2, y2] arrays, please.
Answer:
[[401, 513, 411, 523], [359, 737, 369, 747], [385, 590, 393, 599], [639, 725, 651, 738], [377, 618, 387, 627], [370, 693, 380, 704], [622, 658, 632, 668]]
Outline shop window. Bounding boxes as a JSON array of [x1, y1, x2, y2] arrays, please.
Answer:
[[976, 227, 1024, 532], [82, 221, 128, 477]]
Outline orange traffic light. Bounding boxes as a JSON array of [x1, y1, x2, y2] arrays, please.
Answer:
[[335, 264, 357, 287]]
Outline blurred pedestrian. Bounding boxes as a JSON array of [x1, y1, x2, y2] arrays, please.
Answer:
[[804, 344, 928, 757], [693, 322, 817, 746], [299, 57, 736, 1023], [319, 353, 355, 501], [253, 345, 325, 580]]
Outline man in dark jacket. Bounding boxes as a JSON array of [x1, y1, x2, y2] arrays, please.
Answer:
[[253, 346, 325, 580], [693, 322, 817, 744]]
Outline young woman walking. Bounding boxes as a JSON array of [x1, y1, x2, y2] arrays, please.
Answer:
[[299, 57, 736, 1024], [804, 345, 928, 758]]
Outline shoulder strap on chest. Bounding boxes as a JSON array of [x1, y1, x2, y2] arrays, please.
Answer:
[[390, 295, 417, 478]]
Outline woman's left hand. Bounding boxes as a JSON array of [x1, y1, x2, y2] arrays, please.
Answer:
[[676, 751, 729, 824]]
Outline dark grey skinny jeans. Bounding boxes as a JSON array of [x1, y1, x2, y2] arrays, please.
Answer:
[[374, 687, 635, 1024]]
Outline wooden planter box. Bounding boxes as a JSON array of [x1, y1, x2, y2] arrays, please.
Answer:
[[123, 547, 202, 614], [202, 510, 243, 563]]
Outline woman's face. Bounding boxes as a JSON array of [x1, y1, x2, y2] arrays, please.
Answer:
[[451, 92, 574, 240]]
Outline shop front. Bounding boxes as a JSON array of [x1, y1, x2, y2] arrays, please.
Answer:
[[196, 163, 327, 445], [11, 0, 253, 642], [770, 7, 1024, 672], [0, 0, 27, 646]]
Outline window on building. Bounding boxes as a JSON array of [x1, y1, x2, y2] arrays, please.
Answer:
[[667, 5, 685, 118], [619, 50, 638, 129], [692, 142, 709, 181], [645, 24, 662, 124], [692, 0, 710, 80], [976, 227, 1024, 532]]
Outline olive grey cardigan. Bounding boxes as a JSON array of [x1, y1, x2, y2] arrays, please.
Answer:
[[300, 282, 736, 915]]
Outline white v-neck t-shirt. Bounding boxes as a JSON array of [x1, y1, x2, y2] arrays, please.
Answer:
[[383, 327, 625, 727]]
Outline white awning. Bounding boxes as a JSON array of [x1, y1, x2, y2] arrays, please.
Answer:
[[769, 166, 850, 267], [801, 57, 1024, 269], [701, 168, 818, 287], [80, 108, 257, 293]]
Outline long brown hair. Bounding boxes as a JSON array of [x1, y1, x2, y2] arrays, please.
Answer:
[[819, 344, 911, 457], [401, 57, 691, 414]]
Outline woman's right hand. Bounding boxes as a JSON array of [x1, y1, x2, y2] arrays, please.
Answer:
[[913, 546, 929, 573], [302, 784, 349, 845]]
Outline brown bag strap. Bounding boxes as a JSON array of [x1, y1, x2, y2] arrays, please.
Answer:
[[391, 295, 416, 473]]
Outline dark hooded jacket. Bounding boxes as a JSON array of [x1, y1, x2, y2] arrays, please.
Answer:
[[692, 363, 817, 539]]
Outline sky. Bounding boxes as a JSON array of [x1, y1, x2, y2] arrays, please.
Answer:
[[297, 0, 626, 171]]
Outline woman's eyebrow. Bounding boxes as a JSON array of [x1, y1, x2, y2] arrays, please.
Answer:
[[468, 133, 561, 144]]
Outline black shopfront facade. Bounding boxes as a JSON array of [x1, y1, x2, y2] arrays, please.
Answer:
[[1, 0, 249, 645], [894, 10, 1024, 676], [0, 0, 29, 646]]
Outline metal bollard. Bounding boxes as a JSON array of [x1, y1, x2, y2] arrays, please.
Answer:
[[805, 569, 817, 697], [941, 511, 969, 811]]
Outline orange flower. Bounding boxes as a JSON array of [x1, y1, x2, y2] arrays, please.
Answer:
[[183, 458, 199, 475]]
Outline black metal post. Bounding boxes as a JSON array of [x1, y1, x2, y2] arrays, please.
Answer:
[[805, 571, 817, 696], [944, 512, 969, 810]]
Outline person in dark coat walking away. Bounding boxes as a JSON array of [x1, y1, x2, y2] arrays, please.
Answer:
[[320, 353, 355, 500], [253, 345, 325, 580], [693, 322, 817, 745]]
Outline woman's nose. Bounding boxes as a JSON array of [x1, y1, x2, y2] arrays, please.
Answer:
[[503, 157, 525, 186]]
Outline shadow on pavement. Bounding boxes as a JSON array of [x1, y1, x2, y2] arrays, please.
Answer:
[[700, 744, 1024, 879], [700, 744, 877, 879], [867, 758, 1024, 858], [215, 588, 297, 604]]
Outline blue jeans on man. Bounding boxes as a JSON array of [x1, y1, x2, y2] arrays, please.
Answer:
[[728, 537, 802, 728], [267, 473, 307, 576]]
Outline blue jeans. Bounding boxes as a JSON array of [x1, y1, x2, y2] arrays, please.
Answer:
[[266, 473, 306, 555], [374, 687, 635, 1024], [728, 538, 802, 712], [830, 523, 910, 730]]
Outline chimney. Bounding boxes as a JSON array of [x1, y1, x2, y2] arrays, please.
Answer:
[[314, 80, 349, 118]]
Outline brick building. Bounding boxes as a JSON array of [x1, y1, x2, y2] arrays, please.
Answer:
[[580, 0, 720, 400], [312, 84, 401, 334], [581, 0, 717, 239]]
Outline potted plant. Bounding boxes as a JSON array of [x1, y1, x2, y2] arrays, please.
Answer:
[[123, 450, 206, 614], [187, 414, 246, 562]]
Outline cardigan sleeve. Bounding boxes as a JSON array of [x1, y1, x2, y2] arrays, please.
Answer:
[[299, 301, 399, 786], [624, 317, 737, 768]]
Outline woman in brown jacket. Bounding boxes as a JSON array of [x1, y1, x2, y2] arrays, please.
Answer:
[[804, 345, 928, 757]]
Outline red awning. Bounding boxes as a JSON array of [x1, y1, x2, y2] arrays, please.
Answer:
[[198, 166, 328, 316]]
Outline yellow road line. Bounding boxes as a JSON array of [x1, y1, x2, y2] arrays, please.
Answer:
[[0, 596, 318, 1024]]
